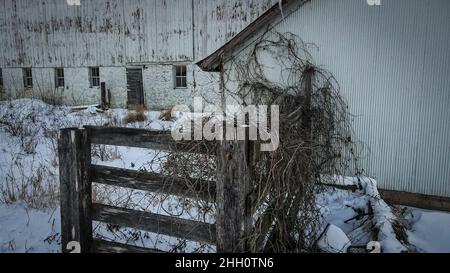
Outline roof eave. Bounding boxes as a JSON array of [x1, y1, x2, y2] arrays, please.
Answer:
[[196, 0, 298, 72]]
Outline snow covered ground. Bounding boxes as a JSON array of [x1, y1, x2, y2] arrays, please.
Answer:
[[405, 208, 450, 253], [318, 187, 450, 253], [0, 99, 449, 253]]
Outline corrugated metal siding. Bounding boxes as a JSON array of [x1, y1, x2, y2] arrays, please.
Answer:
[[274, 0, 450, 196], [0, 0, 276, 67]]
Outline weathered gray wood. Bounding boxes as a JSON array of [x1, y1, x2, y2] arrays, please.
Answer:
[[101, 82, 107, 110], [251, 202, 276, 252], [380, 189, 450, 213], [92, 239, 164, 253], [320, 182, 359, 192], [85, 126, 211, 154], [90, 164, 215, 202], [126, 68, 144, 109], [215, 140, 253, 252], [59, 128, 93, 253], [86, 126, 171, 149], [91, 203, 216, 245]]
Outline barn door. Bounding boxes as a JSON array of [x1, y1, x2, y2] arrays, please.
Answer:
[[126, 68, 144, 109]]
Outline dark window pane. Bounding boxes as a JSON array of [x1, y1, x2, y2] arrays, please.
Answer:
[[90, 67, 100, 87], [57, 68, 64, 78], [24, 69, 33, 87], [93, 77, 100, 87], [56, 68, 64, 87], [175, 65, 187, 77], [174, 65, 187, 88]]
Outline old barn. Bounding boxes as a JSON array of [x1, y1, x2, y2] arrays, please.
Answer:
[[0, 0, 276, 108]]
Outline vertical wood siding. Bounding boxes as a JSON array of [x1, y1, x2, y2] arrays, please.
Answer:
[[0, 0, 276, 67]]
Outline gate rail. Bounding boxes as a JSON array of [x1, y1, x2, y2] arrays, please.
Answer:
[[58, 126, 217, 253]]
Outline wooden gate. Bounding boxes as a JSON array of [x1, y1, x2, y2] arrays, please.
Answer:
[[58, 126, 266, 253]]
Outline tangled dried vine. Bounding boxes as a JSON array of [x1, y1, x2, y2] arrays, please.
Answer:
[[160, 31, 361, 253], [222, 31, 360, 252]]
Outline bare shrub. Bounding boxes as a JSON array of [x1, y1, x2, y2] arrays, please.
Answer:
[[0, 159, 59, 210], [21, 136, 38, 155], [91, 145, 122, 162], [0, 104, 41, 154], [102, 110, 124, 127], [37, 89, 63, 106], [0, 86, 6, 101], [0, 118, 26, 137]]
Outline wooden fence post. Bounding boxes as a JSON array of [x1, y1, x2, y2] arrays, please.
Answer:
[[59, 128, 93, 253], [215, 139, 253, 253], [101, 82, 106, 110]]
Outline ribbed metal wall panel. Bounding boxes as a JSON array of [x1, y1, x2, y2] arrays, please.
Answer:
[[274, 0, 450, 196]]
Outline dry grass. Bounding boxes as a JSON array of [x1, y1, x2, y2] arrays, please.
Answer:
[[0, 159, 59, 210], [159, 109, 175, 121], [123, 105, 148, 124]]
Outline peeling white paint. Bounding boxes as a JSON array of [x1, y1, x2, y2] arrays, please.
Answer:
[[0, 0, 277, 108], [0, 0, 277, 67]]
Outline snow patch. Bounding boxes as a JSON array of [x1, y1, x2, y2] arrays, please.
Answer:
[[317, 224, 351, 253]]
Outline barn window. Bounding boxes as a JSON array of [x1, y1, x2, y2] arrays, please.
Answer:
[[23, 68, 33, 88], [89, 67, 100, 87], [0, 69, 3, 88], [174, 65, 187, 88], [55, 68, 65, 88]]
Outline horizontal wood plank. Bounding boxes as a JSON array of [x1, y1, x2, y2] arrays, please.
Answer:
[[91, 165, 216, 202], [319, 182, 359, 192], [92, 239, 164, 253], [85, 126, 213, 154], [92, 203, 216, 245], [380, 189, 450, 213]]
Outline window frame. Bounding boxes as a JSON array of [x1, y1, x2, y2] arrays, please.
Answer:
[[89, 67, 100, 88], [174, 65, 187, 89], [55, 68, 65, 88], [23, 68, 33, 88]]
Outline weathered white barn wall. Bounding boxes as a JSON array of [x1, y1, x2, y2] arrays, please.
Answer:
[[1, 69, 25, 96], [193, 0, 276, 60], [99, 67, 127, 108], [141, 64, 222, 110], [143, 64, 191, 109], [0, 0, 277, 67], [262, 0, 450, 196], [0, 0, 276, 108]]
